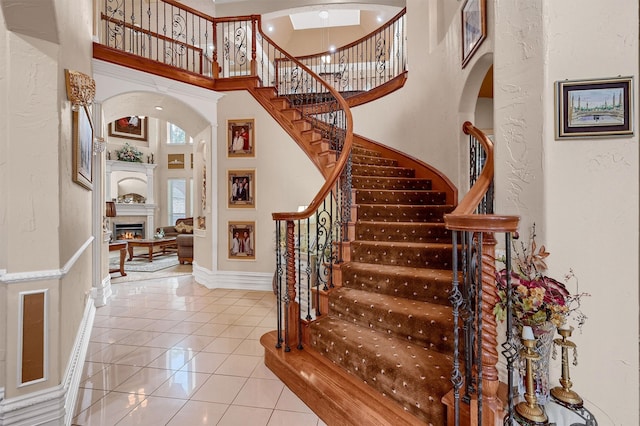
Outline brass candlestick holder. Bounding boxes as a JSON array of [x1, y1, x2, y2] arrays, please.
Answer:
[[515, 337, 549, 424], [551, 326, 583, 407]]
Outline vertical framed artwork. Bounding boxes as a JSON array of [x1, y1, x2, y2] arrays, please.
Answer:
[[228, 169, 255, 208], [556, 76, 633, 138], [72, 105, 93, 190], [109, 116, 148, 142], [461, 0, 487, 68], [229, 221, 255, 260], [227, 119, 255, 157]]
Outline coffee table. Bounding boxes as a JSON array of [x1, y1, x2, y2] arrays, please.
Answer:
[[127, 237, 177, 262]]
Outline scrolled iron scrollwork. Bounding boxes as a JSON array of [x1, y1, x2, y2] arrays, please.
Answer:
[[234, 27, 247, 66], [375, 37, 387, 75]]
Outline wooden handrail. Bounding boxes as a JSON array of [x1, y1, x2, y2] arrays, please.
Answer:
[[100, 13, 204, 57], [161, 0, 215, 21], [296, 8, 406, 60], [252, 19, 354, 222], [448, 121, 494, 217]]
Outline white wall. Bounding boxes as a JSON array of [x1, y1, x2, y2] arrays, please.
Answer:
[[493, 0, 639, 423], [0, 0, 94, 405], [216, 91, 324, 274], [543, 1, 638, 423]]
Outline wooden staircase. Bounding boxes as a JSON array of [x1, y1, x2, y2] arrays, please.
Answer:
[[249, 87, 341, 176], [242, 87, 462, 424]]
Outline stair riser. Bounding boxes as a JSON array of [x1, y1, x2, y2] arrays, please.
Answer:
[[352, 177, 432, 191], [282, 109, 302, 120], [356, 205, 451, 223], [352, 147, 382, 157], [351, 243, 453, 269], [353, 155, 398, 167], [355, 222, 451, 243], [352, 166, 415, 178], [355, 190, 447, 205], [340, 267, 451, 306]]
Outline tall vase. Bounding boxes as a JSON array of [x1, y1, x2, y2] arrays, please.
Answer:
[[514, 321, 556, 405]]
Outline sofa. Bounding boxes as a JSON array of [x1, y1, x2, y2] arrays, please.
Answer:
[[157, 217, 193, 264]]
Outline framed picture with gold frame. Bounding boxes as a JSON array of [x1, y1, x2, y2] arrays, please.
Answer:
[[72, 105, 93, 190], [109, 116, 148, 142], [227, 119, 255, 157], [228, 169, 255, 208], [229, 221, 255, 260], [168, 153, 185, 169]]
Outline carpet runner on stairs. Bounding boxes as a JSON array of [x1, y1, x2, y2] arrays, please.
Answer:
[[308, 145, 457, 425]]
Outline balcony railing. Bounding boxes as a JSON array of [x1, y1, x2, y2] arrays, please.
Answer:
[[294, 8, 407, 99], [96, 1, 407, 99]]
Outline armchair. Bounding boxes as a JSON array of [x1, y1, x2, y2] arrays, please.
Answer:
[[157, 217, 193, 264]]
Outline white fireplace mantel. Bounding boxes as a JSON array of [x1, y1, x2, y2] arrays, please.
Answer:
[[106, 160, 158, 238]]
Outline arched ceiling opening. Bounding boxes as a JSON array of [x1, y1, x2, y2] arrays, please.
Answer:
[[101, 91, 210, 136]]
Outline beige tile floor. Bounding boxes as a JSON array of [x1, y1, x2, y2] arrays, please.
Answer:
[[73, 274, 327, 425]]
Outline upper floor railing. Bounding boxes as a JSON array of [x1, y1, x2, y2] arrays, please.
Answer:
[[294, 8, 407, 99], [96, 1, 407, 98], [98, 0, 215, 75]]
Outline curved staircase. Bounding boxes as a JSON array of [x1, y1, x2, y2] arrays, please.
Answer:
[[264, 143, 459, 425]]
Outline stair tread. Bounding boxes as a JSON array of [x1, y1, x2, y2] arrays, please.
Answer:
[[309, 315, 453, 424], [342, 261, 453, 281], [352, 240, 452, 249], [332, 287, 453, 323], [341, 262, 453, 305], [261, 331, 424, 426]]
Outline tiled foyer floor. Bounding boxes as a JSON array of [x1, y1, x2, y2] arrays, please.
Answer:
[[73, 274, 326, 425]]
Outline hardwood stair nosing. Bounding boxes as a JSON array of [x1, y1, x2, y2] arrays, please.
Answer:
[[261, 330, 424, 426]]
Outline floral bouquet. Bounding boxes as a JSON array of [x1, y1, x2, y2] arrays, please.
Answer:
[[493, 225, 588, 331], [115, 142, 143, 162], [493, 225, 589, 403]]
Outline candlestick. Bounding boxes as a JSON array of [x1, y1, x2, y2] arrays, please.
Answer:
[[551, 326, 583, 407], [515, 336, 549, 424]]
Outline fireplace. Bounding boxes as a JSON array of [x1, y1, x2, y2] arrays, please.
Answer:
[[114, 223, 145, 240]]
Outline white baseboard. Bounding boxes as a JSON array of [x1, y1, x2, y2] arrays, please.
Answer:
[[193, 262, 272, 292], [0, 297, 95, 426], [92, 274, 112, 307]]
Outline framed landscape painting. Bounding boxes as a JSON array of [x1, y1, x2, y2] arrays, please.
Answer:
[[227, 119, 255, 157], [229, 221, 255, 260], [556, 77, 633, 138], [72, 105, 93, 190]]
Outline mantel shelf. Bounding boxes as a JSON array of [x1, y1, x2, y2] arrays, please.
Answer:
[[106, 160, 157, 172]]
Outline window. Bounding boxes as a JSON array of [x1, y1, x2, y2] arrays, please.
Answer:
[[168, 179, 186, 224], [168, 122, 187, 145], [190, 178, 194, 217]]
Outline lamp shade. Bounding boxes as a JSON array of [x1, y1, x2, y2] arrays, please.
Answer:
[[105, 201, 117, 218]]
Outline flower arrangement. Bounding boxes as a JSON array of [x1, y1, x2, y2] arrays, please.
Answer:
[[115, 142, 143, 162], [493, 225, 588, 331]]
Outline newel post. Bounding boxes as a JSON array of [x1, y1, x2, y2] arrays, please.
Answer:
[[476, 232, 504, 424]]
